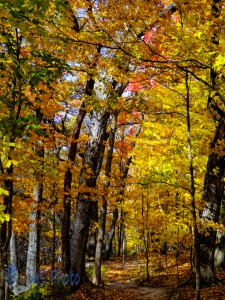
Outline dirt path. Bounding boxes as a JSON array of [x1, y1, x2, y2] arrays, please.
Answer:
[[106, 281, 174, 300]]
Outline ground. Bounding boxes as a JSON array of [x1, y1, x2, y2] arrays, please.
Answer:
[[54, 252, 225, 299]]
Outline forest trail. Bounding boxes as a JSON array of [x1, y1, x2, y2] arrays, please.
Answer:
[[106, 281, 173, 300], [99, 255, 181, 299], [80, 254, 225, 300]]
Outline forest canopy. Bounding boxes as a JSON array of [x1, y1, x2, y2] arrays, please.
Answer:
[[0, 1, 225, 299]]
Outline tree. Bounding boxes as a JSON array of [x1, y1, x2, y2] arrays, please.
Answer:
[[26, 140, 44, 287], [70, 77, 128, 281], [0, 1, 70, 296], [93, 111, 118, 285], [122, 0, 225, 286]]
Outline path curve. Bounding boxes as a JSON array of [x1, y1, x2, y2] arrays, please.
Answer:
[[106, 281, 173, 300]]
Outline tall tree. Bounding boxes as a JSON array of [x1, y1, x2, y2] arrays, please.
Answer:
[[70, 77, 128, 281], [70, 108, 110, 281], [196, 0, 225, 285], [26, 142, 44, 287], [93, 111, 118, 285]]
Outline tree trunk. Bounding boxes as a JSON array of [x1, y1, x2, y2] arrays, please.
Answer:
[[214, 232, 225, 269], [197, 121, 225, 285], [70, 109, 110, 282], [118, 216, 122, 257], [87, 201, 98, 260], [121, 222, 126, 267], [10, 231, 18, 286], [185, 72, 200, 300], [141, 186, 151, 282], [93, 113, 117, 285], [70, 79, 128, 282], [214, 195, 225, 269], [0, 161, 13, 300], [26, 181, 43, 287], [61, 44, 100, 272], [93, 201, 107, 285], [118, 209, 125, 260], [104, 208, 118, 260], [105, 165, 131, 260], [26, 143, 44, 287], [61, 79, 93, 273], [87, 125, 109, 261], [104, 123, 141, 261], [195, 0, 223, 286]]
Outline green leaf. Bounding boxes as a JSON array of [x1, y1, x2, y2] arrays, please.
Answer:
[[0, 188, 9, 196], [47, 169, 58, 176]]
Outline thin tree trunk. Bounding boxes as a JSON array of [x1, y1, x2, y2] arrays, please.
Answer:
[[9, 231, 18, 287], [0, 161, 13, 300], [142, 186, 150, 282], [104, 125, 142, 260], [93, 201, 107, 285], [26, 179, 43, 287], [52, 210, 56, 299], [118, 211, 123, 257], [86, 202, 98, 260], [26, 187, 39, 286], [62, 92, 91, 273], [61, 99, 87, 272], [104, 208, 119, 260], [121, 222, 126, 267], [93, 113, 117, 285], [185, 73, 200, 300], [87, 126, 109, 261], [26, 143, 44, 287]]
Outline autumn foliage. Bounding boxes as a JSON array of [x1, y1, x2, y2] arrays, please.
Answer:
[[1, 1, 225, 299]]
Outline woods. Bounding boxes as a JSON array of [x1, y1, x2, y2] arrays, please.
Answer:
[[1, 0, 225, 299]]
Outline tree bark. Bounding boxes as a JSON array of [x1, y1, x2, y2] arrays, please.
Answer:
[[26, 177, 43, 287], [121, 221, 126, 267], [60, 1, 81, 273], [70, 109, 110, 282], [0, 161, 13, 300], [87, 201, 98, 260], [141, 186, 151, 282], [93, 112, 117, 285], [214, 232, 225, 269], [87, 135, 108, 260], [61, 100, 87, 273], [61, 45, 101, 273], [104, 122, 142, 260], [185, 73, 200, 300], [10, 231, 18, 287], [104, 124, 141, 260], [195, 0, 224, 286], [26, 142, 44, 287], [104, 208, 119, 260], [214, 195, 225, 269], [198, 121, 225, 285], [70, 79, 128, 282]]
